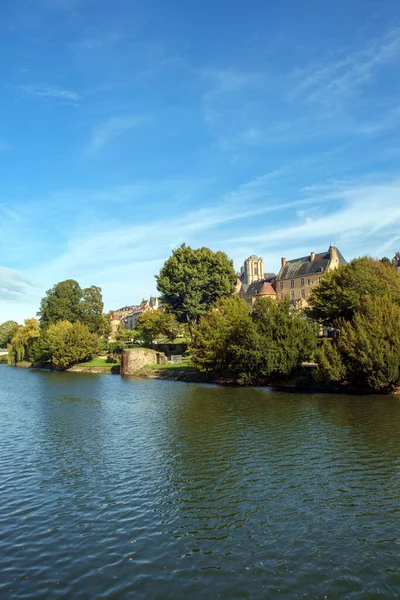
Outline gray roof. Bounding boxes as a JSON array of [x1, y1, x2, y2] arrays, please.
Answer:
[[277, 248, 346, 280], [263, 272, 276, 281]]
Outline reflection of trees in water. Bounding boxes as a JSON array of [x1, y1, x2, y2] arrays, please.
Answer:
[[314, 395, 400, 456]]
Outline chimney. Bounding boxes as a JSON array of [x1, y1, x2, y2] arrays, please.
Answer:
[[310, 252, 316, 262], [329, 245, 338, 263], [281, 257, 287, 268]]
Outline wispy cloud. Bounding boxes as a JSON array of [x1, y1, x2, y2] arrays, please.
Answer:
[[86, 115, 149, 154], [20, 83, 81, 102], [290, 27, 400, 106], [0, 267, 42, 303]]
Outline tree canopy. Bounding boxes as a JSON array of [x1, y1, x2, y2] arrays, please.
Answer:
[[191, 297, 317, 384], [38, 279, 104, 333], [156, 244, 237, 337], [316, 296, 400, 392], [0, 320, 19, 348], [307, 257, 400, 325], [7, 318, 40, 365]]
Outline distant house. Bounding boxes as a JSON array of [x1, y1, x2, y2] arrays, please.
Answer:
[[126, 296, 162, 331], [275, 246, 346, 307], [243, 280, 276, 306]]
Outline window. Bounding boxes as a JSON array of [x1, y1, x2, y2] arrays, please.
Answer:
[[280, 293, 284, 300], [318, 277, 321, 284], [291, 290, 295, 299], [308, 279, 311, 285], [300, 278, 305, 286], [290, 279, 295, 288], [280, 281, 283, 290], [301, 289, 306, 299]]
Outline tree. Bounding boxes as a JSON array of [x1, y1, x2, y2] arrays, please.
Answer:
[[0, 320, 19, 348], [191, 297, 317, 384], [38, 280, 104, 334], [38, 279, 82, 326], [29, 320, 73, 365], [307, 257, 400, 325], [159, 313, 181, 342], [156, 244, 237, 339], [191, 296, 259, 383], [8, 318, 40, 365], [50, 321, 100, 370], [252, 298, 317, 377], [135, 310, 164, 347], [315, 296, 400, 392], [80, 286, 105, 333]]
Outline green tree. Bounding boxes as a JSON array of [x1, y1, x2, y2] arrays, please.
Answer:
[[252, 298, 317, 377], [8, 318, 40, 365], [156, 244, 237, 339], [307, 257, 400, 325], [38, 280, 104, 333], [0, 320, 19, 347], [29, 320, 73, 365], [38, 279, 83, 326], [135, 310, 164, 347], [159, 313, 181, 342], [80, 285, 105, 333], [315, 296, 400, 392], [51, 321, 101, 370], [191, 296, 259, 383], [191, 297, 316, 384]]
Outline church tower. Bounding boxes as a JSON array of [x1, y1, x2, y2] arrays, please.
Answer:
[[243, 255, 264, 285]]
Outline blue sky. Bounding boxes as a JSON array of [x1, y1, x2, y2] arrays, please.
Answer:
[[1, 0, 400, 322]]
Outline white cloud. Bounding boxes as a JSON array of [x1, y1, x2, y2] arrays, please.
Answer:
[[86, 115, 149, 154], [20, 83, 80, 102], [0, 267, 43, 303], [290, 27, 400, 106]]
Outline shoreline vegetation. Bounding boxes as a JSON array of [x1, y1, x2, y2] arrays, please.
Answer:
[[3, 249, 400, 395]]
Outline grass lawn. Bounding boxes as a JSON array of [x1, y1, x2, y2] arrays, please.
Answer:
[[77, 356, 120, 367]]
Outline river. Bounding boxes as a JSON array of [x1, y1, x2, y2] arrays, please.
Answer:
[[0, 365, 400, 599]]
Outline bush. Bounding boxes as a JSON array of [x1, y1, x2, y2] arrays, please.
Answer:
[[315, 296, 400, 392], [191, 297, 317, 384]]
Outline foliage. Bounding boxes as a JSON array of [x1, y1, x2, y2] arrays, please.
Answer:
[[134, 310, 164, 347], [7, 319, 40, 365], [156, 244, 237, 338], [307, 257, 400, 325], [50, 321, 101, 369], [315, 296, 400, 392], [191, 297, 317, 384], [159, 313, 181, 342], [0, 320, 19, 348], [314, 339, 346, 384], [38, 280, 104, 334]]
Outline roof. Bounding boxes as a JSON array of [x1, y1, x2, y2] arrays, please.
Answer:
[[263, 272, 276, 281], [277, 247, 346, 280], [245, 280, 276, 296]]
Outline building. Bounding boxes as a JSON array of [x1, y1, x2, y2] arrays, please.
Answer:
[[275, 246, 346, 307], [236, 255, 276, 305], [392, 252, 400, 273], [126, 296, 162, 331]]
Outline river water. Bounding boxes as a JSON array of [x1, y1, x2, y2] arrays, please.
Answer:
[[1, 365, 400, 599]]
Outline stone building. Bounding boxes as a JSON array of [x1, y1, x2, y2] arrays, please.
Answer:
[[236, 255, 276, 305], [275, 246, 346, 307], [126, 296, 162, 331]]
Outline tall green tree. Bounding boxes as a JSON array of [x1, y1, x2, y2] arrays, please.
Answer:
[[191, 297, 317, 384], [0, 320, 19, 348], [156, 244, 237, 339], [80, 285, 104, 333], [50, 321, 100, 370], [38, 279, 104, 333], [307, 257, 400, 325], [8, 318, 40, 365], [316, 296, 400, 392]]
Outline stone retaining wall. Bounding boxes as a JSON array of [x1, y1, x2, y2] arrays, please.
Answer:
[[121, 348, 167, 375]]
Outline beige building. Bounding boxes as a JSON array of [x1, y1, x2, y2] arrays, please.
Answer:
[[236, 254, 276, 305], [275, 246, 346, 307]]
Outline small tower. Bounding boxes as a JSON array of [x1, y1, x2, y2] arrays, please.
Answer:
[[243, 255, 264, 285]]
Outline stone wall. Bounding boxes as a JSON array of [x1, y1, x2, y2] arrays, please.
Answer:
[[152, 343, 188, 358], [120, 348, 167, 375]]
